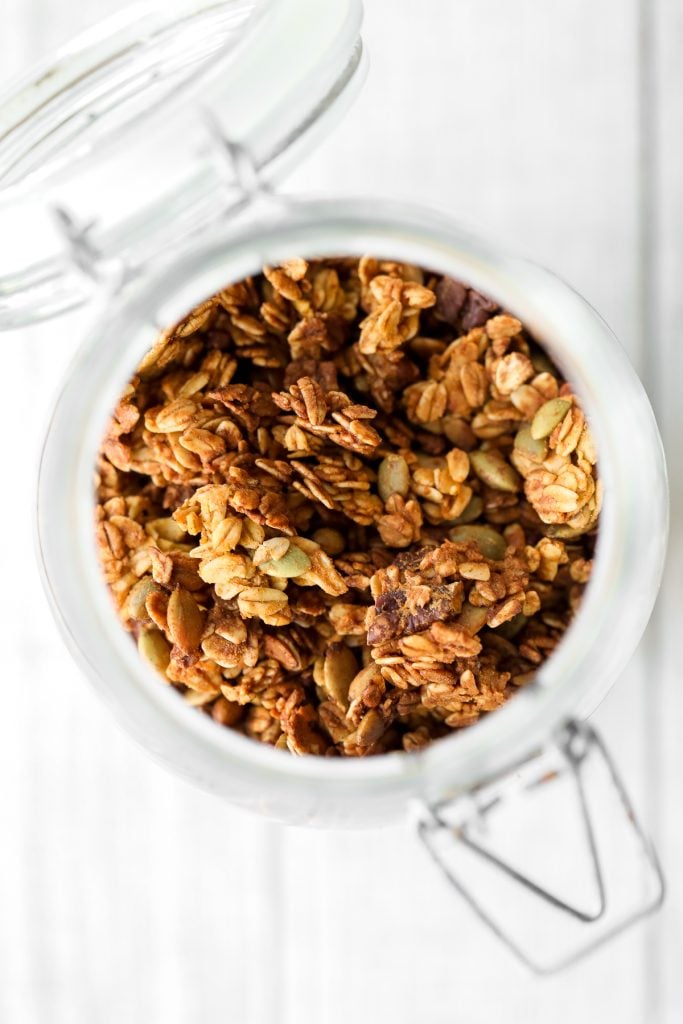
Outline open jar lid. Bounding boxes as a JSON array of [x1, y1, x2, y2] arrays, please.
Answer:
[[0, 0, 365, 327]]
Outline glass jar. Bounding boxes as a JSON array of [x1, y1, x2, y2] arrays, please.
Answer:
[[1, 0, 668, 973]]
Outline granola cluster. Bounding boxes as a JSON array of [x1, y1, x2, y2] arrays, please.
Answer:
[[96, 256, 600, 756]]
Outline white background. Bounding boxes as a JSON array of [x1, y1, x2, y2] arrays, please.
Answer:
[[1, 1, 682, 1021]]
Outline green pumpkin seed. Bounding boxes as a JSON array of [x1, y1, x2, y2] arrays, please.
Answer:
[[442, 416, 476, 449], [355, 709, 385, 748], [312, 528, 345, 556], [496, 613, 528, 639], [322, 645, 359, 708], [253, 536, 290, 565], [514, 425, 548, 459], [260, 545, 312, 578], [377, 454, 411, 503], [530, 398, 571, 440], [167, 588, 204, 651], [457, 602, 489, 634], [124, 576, 161, 623], [447, 494, 484, 526], [449, 524, 507, 560], [545, 522, 588, 540], [485, 633, 519, 658], [529, 348, 556, 375], [348, 664, 382, 704], [138, 629, 171, 675], [469, 449, 521, 493]]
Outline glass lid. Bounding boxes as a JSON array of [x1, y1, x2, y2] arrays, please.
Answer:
[[0, 0, 365, 326]]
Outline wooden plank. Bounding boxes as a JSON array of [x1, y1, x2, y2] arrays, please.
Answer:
[[0, 0, 663, 1021]]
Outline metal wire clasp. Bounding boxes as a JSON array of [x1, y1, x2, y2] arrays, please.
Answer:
[[201, 108, 279, 210], [52, 205, 128, 294], [417, 720, 664, 974]]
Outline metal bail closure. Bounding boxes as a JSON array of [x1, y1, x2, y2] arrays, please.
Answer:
[[417, 720, 664, 974], [202, 110, 264, 201], [201, 109, 281, 216], [52, 206, 128, 294]]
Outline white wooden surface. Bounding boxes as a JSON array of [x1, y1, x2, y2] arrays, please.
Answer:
[[0, 1, 680, 1021]]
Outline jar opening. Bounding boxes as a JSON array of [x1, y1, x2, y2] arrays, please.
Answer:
[[92, 237, 601, 762]]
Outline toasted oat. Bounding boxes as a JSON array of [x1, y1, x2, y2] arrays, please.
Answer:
[[96, 257, 599, 756]]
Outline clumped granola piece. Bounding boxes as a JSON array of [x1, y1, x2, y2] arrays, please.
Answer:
[[96, 258, 600, 756]]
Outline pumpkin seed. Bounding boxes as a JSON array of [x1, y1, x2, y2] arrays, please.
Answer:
[[442, 415, 477, 449], [447, 494, 484, 525], [322, 644, 358, 708], [449, 524, 507, 560], [512, 671, 537, 687], [253, 536, 290, 565], [312, 528, 345, 556], [123, 576, 161, 623], [348, 664, 382, 704], [484, 633, 519, 658], [457, 602, 489, 634], [377, 454, 411, 502], [469, 449, 521, 493], [138, 629, 171, 675], [260, 545, 312, 578], [545, 522, 588, 540], [529, 347, 556, 374], [355, 710, 385, 748], [167, 587, 204, 651], [514, 425, 548, 458], [530, 398, 571, 440], [496, 613, 528, 639]]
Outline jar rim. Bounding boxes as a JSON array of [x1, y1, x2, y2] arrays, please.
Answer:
[[37, 196, 668, 811]]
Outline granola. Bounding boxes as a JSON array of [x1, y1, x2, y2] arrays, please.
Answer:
[[95, 256, 599, 756]]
